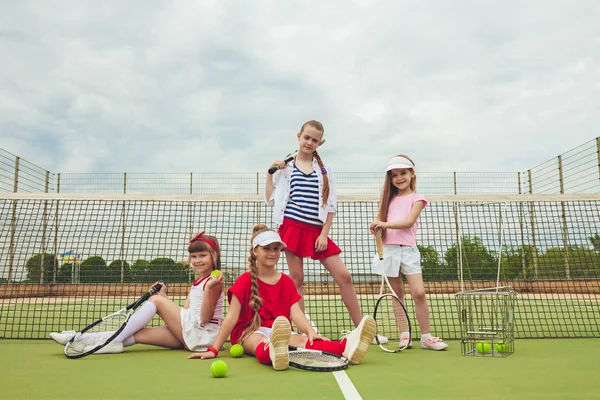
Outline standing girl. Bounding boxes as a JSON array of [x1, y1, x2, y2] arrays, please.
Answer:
[[50, 232, 224, 354], [265, 120, 364, 330], [187, 225, 376, 370], [370, 155, 447, 350]]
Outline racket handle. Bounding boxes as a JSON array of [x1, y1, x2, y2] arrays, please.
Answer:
[[376, 231, 384, 260], [150, 283, 162, 294], [268, 154, 296, 175]]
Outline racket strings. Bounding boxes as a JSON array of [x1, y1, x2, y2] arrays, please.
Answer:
[[375, 295, 410, 352], [66, 313, 127, 356], [289, 351, 346, 368]]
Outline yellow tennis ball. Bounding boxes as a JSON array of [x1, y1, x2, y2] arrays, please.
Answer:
[[210, 360, 228, 378], [210, 270, 222, 279], [229, 344, 244, 358], [476, 341, 491, 354], [496, 341, 510, 353]]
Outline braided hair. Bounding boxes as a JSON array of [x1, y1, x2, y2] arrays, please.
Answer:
[[300, 120, 330, 207], [238, 224, 273, 344]]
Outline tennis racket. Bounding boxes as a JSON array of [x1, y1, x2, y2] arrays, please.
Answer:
[[267, 139, 327, 174], [373, 231, 412, 352], [288, 346, 348, 372], [64, 283, 162, 359]]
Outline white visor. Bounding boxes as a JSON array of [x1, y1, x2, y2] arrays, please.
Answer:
[[386, 156, 415, 172], [252, 231, 287, 249]]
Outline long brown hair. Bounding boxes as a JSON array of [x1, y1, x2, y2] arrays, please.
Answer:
[[238, 224, 273, 344], [300, 120, 330, 208], [377, 154, 417, 222]]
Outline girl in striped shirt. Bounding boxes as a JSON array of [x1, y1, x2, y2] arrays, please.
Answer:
[[265, 120, 365, 331]]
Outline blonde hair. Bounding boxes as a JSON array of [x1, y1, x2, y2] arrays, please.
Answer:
[[238, 224, 273, 344], [188, 233, 222, 271], [300, 120, 330, 207], [377, 154, 417, 222]]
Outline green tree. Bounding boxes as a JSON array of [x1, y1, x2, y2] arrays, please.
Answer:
[[131, 259, 151, 283], [56, 263, 73, 283], [79, 256, 107, 283], [25, 253, 58, 283], [107, 260, 132, 283], [419, 245, 455, 281], [444, 236, 498, 281], [149, 258, 188, 283], [589, 234, 600, 252]]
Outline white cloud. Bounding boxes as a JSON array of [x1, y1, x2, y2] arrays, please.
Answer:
[[0, 0, 599, 175]]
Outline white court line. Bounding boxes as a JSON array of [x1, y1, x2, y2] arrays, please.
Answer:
[[333, 370, 363, 400]]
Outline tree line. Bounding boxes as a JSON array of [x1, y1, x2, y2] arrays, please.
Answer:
[[19, 234, 600, 284]]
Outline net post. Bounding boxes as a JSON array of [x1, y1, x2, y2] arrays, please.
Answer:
[[53, 174, 60, 282], [527, 169, 538, 279], [517, 172, 527, 281], [40, 170, 50, 284], [558, 155, 571, 280], [596, 136, 600, 189]]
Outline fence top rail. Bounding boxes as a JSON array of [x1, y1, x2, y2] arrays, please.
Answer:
[[1, 193, 599, 203]]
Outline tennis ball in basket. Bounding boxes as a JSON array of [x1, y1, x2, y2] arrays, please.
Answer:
[[210, 270, 222, 279], [476, 341, 491, 354], [496, 341, 510, 353], [210, 360, 228, 378], [230, 344, 244, 358]]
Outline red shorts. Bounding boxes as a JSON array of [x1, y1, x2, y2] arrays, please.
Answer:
[[278, 217, 342, 260]]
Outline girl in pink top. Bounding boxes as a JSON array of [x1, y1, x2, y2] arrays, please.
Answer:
[[370, 154, 447, 351]]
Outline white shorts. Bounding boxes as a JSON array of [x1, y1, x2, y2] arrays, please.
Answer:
[[372, 245, 421, 277], [180, 308, 220, 352], [241, 326, 298, 344]]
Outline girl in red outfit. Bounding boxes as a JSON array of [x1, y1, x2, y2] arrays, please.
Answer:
[[188, 224, 376, 370]]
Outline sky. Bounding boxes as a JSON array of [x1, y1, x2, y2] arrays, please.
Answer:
[[1, 0, 599, 174]]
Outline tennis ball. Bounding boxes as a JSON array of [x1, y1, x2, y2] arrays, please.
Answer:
[[475, 341, 491, 354], [496, 341, 510, 353], [210, 360, 228, 378], [230, 344, 244, 358], [210, 270, 222, 279]]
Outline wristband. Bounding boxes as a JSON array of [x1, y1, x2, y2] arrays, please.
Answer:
[[207, 346, 219, 356]]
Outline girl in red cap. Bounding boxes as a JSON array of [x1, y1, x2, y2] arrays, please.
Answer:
[[50, 232, 225, 354]]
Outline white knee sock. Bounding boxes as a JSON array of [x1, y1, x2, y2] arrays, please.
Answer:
[[110, 301, 157, 345], [123, 336, 136, 347]]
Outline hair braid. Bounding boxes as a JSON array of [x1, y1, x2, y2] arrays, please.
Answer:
[[238, 224, 270, 344], [312, 150, 330, 208]]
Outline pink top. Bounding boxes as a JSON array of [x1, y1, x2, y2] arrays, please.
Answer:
[[383, 193, 428, 246]]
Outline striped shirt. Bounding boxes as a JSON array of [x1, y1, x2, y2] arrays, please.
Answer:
[[284, 164, 322, 226]]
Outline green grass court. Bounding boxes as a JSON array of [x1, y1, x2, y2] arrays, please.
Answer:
[[2, 339, 599, 399], [2, 295, 598, 340]]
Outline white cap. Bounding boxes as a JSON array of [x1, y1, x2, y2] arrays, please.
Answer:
[[252, 231, 287, 249], [386, 156, 415, 172]]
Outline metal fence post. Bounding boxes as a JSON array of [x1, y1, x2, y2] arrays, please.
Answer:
[[558, 155, 571, 280]]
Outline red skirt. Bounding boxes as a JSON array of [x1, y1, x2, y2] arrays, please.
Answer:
[[278, 217, 342, 260]]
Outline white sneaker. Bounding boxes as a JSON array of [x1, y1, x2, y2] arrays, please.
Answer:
[[371, 334, 389, 345], [420, 336, 448, 351], [84, 342, 124, 354], [50, 330, 76, 345], [269, 316, 291, 371], [342, 316, 377, 365]]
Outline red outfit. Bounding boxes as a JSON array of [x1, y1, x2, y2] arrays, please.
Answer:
[[228, 271, 301, 344], [278, 217, 342, 260]]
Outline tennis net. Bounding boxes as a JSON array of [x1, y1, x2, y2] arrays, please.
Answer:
[[1, 193, 598, 340]]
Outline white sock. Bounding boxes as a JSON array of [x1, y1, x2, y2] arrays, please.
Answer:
[[123, 336, 136, 347], [109, 301, 157, 345], [421, 333, 432, 341], [79, 331, 114, 344]]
